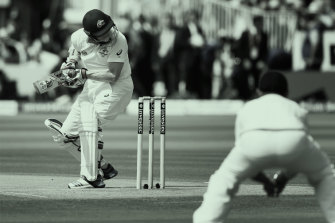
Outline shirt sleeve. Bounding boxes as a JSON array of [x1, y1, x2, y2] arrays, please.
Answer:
[[67, 32, 81, 62], [67, 44, 81, 62], [107, 34, 128, 63]]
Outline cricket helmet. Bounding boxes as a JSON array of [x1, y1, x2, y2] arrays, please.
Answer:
[[258, 71, 288, 97], [82, 9, 115, 38]]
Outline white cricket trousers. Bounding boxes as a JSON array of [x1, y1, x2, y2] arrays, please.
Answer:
[[61, 77, 134, 135], [193, 130, 335, 223]]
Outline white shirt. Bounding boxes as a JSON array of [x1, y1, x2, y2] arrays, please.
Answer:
[[235, 94, 308, 139], [68, 28, 131, 95]]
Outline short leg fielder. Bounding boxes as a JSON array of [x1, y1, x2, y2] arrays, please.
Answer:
[[193, 131, 335, 223]]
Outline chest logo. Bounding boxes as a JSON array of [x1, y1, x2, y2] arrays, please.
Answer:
[[97, 20, 105, 28], [116, 49, 123, 56], [99, 47, 109, 57]]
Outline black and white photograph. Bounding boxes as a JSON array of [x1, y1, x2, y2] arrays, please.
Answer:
[[0, 0, 335, 222]]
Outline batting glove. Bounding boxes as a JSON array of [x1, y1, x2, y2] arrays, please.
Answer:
[[62, 68, 87, 88], [60, 61, 77, 84]]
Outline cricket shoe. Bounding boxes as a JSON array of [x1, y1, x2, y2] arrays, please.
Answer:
[[45, 118, 63, 142], [102, 163, 118, 180], [272, 171, 289, 197], [263, 181, 276, 197], [68, 174, 105, 189]]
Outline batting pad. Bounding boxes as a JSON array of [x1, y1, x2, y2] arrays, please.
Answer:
[[79, 101, 100, 181]]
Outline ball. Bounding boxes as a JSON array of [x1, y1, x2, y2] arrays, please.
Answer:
[[143, 184, 149, 189], [155, 183, 160, 189]]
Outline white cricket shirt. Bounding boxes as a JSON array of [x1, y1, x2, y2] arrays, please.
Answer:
[[235, 94, 308, 138], [69, 28, 131, 94]]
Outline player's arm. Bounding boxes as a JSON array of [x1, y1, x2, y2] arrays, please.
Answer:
[[84, 33, 127, 84], [84, 62, 123, 84], [63, 62, 123, 87], [61, 30, 82, 70], [62, 45, 81, 69], [58, 44, 82, 88]]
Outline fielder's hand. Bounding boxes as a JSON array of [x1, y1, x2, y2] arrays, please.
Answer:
[[61, 68, 87, 88]]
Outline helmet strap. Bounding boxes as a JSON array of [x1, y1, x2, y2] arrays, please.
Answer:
[[86, 26, 118, 45]]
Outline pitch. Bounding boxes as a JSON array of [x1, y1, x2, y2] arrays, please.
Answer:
[[0, 113, 334, 223]]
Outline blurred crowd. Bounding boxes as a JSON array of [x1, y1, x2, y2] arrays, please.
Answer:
[[0, 0, 335, 101]]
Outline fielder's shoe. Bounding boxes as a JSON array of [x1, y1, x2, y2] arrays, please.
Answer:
[[273, 172, 289, 197], [102, 163, 118, 180], [68, 174, 105, 189], [263, 182, 276, 197]]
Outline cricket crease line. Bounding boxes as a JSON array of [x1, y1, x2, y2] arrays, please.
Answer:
[[0, 191, 48, 199]]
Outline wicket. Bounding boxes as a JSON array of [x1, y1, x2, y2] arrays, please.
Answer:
[[136, 96, 166, 189]]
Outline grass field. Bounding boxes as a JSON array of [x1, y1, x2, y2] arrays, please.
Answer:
[[0, 113, 334, 223]]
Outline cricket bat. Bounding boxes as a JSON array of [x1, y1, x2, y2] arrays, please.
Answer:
[[33, 70, 64, 94]]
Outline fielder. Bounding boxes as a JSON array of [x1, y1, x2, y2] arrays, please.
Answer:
[[45, 9, 133, 189], [193, 71, 335, 223]]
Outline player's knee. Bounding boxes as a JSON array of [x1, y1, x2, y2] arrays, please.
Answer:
[[79, 102, 98, 132], [79, 118, 98, 132], [97, 110, 119, 122], [60, 127, 79, 137], [208, 169, 240, 196]]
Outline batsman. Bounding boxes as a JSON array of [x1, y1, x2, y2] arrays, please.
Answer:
[[45, 9, 133, 189]]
